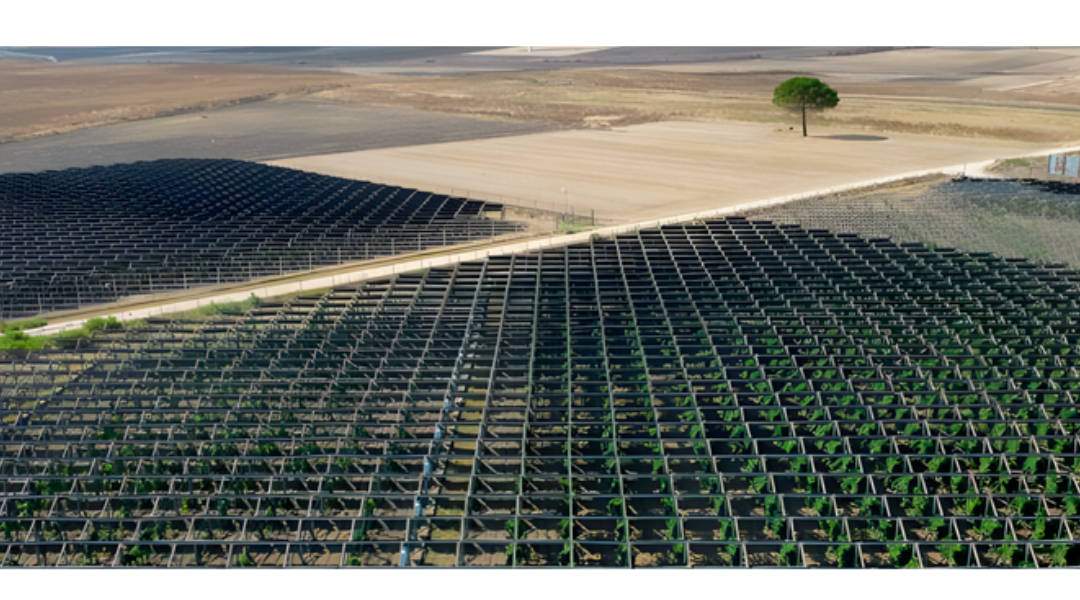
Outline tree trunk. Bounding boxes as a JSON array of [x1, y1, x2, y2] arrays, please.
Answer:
[[801, 104, 807, 137]]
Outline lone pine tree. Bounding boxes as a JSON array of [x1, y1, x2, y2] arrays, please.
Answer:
[[772, 77, 840, 137]]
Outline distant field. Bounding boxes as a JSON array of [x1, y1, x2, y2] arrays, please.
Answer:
[[5, 47, 1080, 172], [273, 119, 1039, 223], [649, 47, 1080, 103], [0, 98, 554, 174], [5, 47, 1080, 182], [314, 48, 1080, 143], [467, 47, 610, 57], [0, 60, 354, 143]]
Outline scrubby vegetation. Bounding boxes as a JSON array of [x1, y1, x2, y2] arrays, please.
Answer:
[[0, 316, 123, 353], [0, 317, 48, 333], [0, 295, 262, 354], [0, 329, 49, 352], [173, 295, 262, 320]]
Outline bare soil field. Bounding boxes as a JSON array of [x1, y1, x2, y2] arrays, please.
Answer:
[[467, 47, 610, 58], [340, 47, 890, 75], [0, 60, 355, 143], [273, 119, 1040, 223], [315, 62, 1080, 142], [0, 98, 553, 174], [1, 47, 494, 67], [6, 47, 1080, 166], [6, 46, 869, 73], [5, 47, 1080, 183], [649, 47, 1080, 102]]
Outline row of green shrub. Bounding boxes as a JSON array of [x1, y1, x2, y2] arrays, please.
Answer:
[[0, 295, 262, 353], [0, 316, 123, 352], [173, 295, 261, 319], [0, 317, 48, 333]]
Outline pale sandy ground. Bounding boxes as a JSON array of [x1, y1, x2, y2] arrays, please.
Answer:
[[272, 120, 1042, 223]]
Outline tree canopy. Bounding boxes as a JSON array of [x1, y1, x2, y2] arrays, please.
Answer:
[[772, 77, 839, 137]]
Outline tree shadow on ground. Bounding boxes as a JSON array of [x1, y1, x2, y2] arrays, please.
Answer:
[[814, 134, 889, 142]]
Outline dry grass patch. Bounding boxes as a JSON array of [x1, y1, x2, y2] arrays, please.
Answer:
[[316, 68, 1080, 143]]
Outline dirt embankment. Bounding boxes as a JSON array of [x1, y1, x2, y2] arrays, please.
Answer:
[[0, 60, 356, 143], [987, 153, 1080, 182]]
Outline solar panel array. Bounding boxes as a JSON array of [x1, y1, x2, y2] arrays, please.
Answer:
[[0, 159, 520, 319], [3, 217, 1080, 567]]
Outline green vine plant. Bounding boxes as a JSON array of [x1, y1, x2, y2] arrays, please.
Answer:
[[937, 543, 965, 566], [887, 543, 919, 568], [778, 542, 799, 566]]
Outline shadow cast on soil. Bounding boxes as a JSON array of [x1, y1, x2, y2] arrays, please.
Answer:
[[814, 134, 890, 142]]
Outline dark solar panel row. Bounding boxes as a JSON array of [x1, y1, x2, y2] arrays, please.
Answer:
[[0, 159, 521, 319]]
